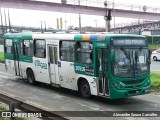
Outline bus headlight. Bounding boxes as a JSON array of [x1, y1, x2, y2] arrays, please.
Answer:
[[112, 82, 124, 89]]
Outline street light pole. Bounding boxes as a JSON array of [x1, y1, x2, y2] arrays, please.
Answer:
[[4, 8, 7, 33], [113, 0, 115, 33], [44, 21, 46, 32], [104, 1, 112, 32], [95, 20, 98, 28], [40, 21, 43, 33], [64, 20, 67, 31], [78, 0, 82, 33], [0, 8, 4, 34], [8, 8, 11, 33]]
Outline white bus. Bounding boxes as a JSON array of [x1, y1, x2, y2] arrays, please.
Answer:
[[3, 33, 151, 99]]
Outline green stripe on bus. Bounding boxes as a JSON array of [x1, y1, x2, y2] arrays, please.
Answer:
[[19, 56, 33, 63], [74, 35, 83, 41], [3, 33, 32, 39], [4, 54, 14, 60]]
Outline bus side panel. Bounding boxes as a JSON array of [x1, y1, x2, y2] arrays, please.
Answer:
[[5, 54, 15, 75], [58, 61, 77, 90], [19, 56, 33, 78], [76, 75, 98, 96], [33, 56, 50, 84]]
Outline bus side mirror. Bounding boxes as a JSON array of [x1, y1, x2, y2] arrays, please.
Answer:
[[111, 50, 115, 62], [149, 49, 151, 64]]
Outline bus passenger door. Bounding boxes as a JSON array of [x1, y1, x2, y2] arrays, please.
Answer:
[[13, 42, 21, 76], [97, 49, 109, 95], [48, 45, 59, 84]]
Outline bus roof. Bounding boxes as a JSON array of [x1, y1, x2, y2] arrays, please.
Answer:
[[3, 33, 145, 41]]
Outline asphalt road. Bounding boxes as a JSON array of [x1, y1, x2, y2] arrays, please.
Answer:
[[150, 59, 160, 72], [0, 63, 160, 120], [0, 45, 3, 52]]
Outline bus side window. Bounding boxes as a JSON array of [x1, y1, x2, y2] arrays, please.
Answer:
[[76, 41, 93, 64], [34, 40, 46, 58], [5, 39, 13, 54], [22, 39, 33, 56], [60, 41, 75, 62]]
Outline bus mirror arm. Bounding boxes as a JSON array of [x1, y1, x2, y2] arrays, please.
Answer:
[[149, 49, 151, 64]]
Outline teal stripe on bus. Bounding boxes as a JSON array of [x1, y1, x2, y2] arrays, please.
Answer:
[[5, 54, 14, 60], [74, 35, 83, 41], [19, 56, 33, 63], [3, 33, 32, 39]]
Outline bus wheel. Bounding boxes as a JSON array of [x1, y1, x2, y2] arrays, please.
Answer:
[[80, 80, 91, 98], [27, 69, 35, 85]]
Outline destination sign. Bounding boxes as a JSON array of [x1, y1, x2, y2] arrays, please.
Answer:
[[111, 38, 147, 46]]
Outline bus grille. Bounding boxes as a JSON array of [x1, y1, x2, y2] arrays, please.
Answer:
[[125, 85, 142, 89], [128, 89, 141, 94], [122, 79, 144, 85]]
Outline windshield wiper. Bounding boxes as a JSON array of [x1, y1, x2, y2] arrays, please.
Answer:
[[120, 47, 131, 64]]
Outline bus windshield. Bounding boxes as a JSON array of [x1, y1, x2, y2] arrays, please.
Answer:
[[113, 48, 149, 77]]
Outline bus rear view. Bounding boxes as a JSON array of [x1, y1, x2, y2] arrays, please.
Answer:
[[108, 36, 150, 99]]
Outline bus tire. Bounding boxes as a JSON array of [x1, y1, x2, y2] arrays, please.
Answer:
[[27, 69, 35, 85], [80, 80, 91, 98]]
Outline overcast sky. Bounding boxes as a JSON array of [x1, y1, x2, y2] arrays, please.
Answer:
[[1, 0, 160, 29]]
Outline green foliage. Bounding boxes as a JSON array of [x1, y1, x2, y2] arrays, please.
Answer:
[[151, 72, 160, 92], [0, 105, 7, 111], [149, 44, 160, 50], [0, 52, 4, 63]]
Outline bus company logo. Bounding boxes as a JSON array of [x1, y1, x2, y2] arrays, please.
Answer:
[[34, 60, 47, 69], [75, 66, 85, 72], [97, 43, 106, 47]]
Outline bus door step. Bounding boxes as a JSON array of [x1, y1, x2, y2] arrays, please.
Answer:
[[52, 83, 60, 88], [98, 94, 109, 98]]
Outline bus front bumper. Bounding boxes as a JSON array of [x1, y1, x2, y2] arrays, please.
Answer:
[[109, 86, 150, 99]]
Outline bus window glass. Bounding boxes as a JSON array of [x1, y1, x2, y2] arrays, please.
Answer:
[[113, 48, 149, 77], [49, 47, 54, 63], [5, 39, 12, 54], [77, 42, 93, 64], [60, 41, 75, 62], [34, 40, 46, 58], [22, 40, 33, 56], [54, 47, 58, 64]]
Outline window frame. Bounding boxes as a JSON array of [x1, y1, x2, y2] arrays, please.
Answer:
[[21, 39, 33, 57], [76, 41, 93, 64], [34, 39, 46, 58], [59, 40, 75, 62], [4, 39, 13, 54]]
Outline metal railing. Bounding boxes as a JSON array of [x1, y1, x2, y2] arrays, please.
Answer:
[[0, 91, 68, 120]]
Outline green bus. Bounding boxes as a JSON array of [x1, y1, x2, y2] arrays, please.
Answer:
[[3, 33, 151, 99]]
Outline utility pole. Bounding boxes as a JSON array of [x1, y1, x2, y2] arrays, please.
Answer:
[[40, 21, 43, 33], [64, 20, 67, 31], [104, 1, 112, 32], [0, 8, 4, 34], [44, 21, 46, 32], [4, 8, 7, 33], [78, 0, 82, 33], [8, 8, 11, 33], [95, 20, 98, 28], [64, 14, 67, 31], [113, 0, 115, 33]]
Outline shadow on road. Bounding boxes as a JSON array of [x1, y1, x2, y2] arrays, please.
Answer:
[[10, 77, 153, 108]]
